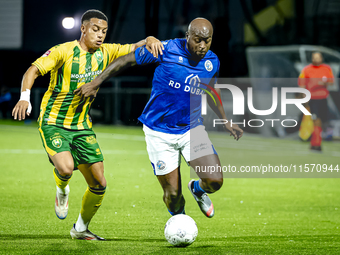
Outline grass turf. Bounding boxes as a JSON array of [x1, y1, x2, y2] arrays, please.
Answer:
[[0, 120, 339, 254]]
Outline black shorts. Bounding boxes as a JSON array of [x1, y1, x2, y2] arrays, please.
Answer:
[[309, 98, 328, 122]]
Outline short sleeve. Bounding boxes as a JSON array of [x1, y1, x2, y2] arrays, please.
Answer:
[[327, 65, 334, 82], [134, 45, 160, 65], [32, 45, 63, 76], [116, 44, 133, 58], [103, 43, 133, 62], [213, 70, 219, 84], [212, 58, 220, 85]]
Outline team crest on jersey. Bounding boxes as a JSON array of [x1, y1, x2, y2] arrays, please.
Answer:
[[157, 160, 166, 171], [95, 51, 103, 62], [42, 50, 51, 57], [52, 138, 62, 148], [86, 135, 97, 144], [204, 60, 213, 72], [179, 56, 183, 63]]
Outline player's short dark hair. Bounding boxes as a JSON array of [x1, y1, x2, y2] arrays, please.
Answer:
[[81, 9, 108, 24]]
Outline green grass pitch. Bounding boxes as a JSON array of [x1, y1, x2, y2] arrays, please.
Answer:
[[0, 120, 339, 254]]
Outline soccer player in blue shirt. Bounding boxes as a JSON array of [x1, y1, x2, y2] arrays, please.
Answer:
[[76, 18, 243, 218]]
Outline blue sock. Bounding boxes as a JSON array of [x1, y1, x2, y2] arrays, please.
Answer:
[[168, 206, 185, 216], [193, 180, 206, 197]]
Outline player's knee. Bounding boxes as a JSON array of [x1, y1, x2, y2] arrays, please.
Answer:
[[56, 165, 73, 177], [99, 177, 107, 188]]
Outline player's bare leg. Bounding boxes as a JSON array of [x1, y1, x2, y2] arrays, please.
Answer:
[[49, 151, 74, 219], [157, 167, 186, 216], [70, 162, 106, 240], [311, 118, 323, 152], [191, 154, 223, 192], [188, 154, 223, 218]]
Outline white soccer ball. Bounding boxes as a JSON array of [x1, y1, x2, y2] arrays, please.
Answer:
[[164, 214, 198, 247]]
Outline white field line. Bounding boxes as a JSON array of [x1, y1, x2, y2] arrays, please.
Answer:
[[0, 125, 145, 141], [0, 149, 146, 155], [1, 125, 339, 157], [212, 141, 340, 157], [96, 133, 145, 141]]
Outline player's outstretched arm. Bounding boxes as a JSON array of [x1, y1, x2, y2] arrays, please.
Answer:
[[132, 36, 164, 58], [74, 52, 137, 98], [12, 65, 40, 121], [207, 88, 243, 141]]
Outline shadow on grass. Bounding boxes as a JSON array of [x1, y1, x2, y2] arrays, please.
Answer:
[[2, 234, 340, 243], [166, 245, 215, 249], [105, 237, 165, 242], [0, 234, 167, 242], [0, 234, 69, 240]]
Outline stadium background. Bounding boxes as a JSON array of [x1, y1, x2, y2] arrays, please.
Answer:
[[0, 0, 340, 254]]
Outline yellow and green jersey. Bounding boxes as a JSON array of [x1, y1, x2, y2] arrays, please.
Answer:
[[33, 40, 132, 130]]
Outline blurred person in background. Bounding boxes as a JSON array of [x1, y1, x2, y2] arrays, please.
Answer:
[[298, 52, 334, 152]]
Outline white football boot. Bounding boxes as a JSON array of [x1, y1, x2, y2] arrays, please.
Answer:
[[188, 180, 214, 218], [54, 185, 69, 220], [70, 224, 106, 241]]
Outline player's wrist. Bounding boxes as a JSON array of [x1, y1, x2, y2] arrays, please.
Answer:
[[91, 79, 102, 89], [145, 36, 154, 43], [20, 89, 31, 102]]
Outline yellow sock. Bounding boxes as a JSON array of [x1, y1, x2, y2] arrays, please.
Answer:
[[53, 168, 72, 191], [76, 186, 106, 231]]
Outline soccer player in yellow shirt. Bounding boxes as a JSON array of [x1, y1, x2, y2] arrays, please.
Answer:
[[12, 9, 163, 240]]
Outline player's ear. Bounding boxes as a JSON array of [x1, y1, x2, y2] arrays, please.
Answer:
[[185, 31, 189, 41], [80, 23, 86, 34]]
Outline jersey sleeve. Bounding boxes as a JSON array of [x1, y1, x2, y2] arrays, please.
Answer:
[[215, 59, 220, 78], [134, 45, 160, 65], [326, 65, 334, 82], [212, 58, 220, 85], [213, 70, 219, 84], [134, 40, 170, 65], [104, 43, 133, 63], [32, 45, 63, 76]]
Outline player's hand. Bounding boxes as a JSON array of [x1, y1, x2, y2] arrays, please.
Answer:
[[224, 122, 243, 141], [145, 36, 164, 58], [317, 80, 327, 86], [12, 100, 31, 121], [74, 82, 98, 98], [318, 77, 328, 86]]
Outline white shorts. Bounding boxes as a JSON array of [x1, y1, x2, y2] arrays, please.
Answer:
[[143, 124, 217, 175]]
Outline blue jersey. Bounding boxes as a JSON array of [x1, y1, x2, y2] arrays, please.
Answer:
[[135, 38, 220, 134]]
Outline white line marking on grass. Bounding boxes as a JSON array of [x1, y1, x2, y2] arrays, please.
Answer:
[[212, 140, 340, 158], [0, 125, 146, 141], [0, 149, 146, 155], [96, 133, 145, 141], [1, 125, 338, 156], [0, 125, 37, 133]]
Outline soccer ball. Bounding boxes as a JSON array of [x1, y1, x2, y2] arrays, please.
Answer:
[[164, 214, 198, 247]]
